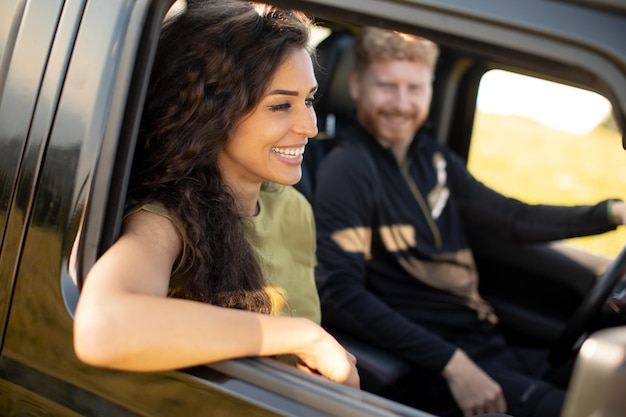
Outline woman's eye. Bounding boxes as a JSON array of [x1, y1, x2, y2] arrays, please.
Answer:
[[306, 96, 318, 107], [269, 103, 292, 112]]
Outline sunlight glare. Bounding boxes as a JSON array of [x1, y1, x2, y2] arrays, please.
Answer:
[[477, 70, 612, 135]]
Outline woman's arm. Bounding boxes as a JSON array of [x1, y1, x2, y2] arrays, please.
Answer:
[[73, 210, 359, 388]]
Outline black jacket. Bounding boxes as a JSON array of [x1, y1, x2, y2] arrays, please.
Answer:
[[314, 121, 617, 374]]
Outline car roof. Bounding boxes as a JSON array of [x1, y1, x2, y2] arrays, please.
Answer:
[[278, 0, 626, 144]]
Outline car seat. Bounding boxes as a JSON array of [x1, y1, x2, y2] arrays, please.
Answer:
[[295, 30, 355, 203], [296, 27, 418, 403]]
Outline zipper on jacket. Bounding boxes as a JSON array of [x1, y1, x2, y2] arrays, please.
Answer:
[[399, 160, 443, 248]]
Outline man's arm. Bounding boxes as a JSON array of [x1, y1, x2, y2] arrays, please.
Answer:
[[445, 148, 623, 242]]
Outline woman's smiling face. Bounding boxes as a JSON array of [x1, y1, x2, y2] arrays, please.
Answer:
[[218, 48, 318, 192]]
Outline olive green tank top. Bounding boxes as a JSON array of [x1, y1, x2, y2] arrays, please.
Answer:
[[129, 184, 321, 324]]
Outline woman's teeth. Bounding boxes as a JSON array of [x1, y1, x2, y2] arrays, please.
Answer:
[[271, 146, 305, 159]]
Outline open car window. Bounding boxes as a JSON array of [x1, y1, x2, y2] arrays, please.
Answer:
[[54, 1, 626, 416], [468, 70, 625, 259]]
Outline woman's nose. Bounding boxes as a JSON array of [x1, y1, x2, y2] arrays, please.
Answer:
[[296, 107, 319, 138]]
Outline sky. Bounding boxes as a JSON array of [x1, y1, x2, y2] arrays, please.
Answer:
[[476, 70, 613, 135]]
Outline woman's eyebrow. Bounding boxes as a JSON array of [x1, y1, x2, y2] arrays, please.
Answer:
[[268, 85, 319, 96]]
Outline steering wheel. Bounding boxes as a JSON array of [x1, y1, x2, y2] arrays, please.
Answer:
[[549, 244, 626, 366]]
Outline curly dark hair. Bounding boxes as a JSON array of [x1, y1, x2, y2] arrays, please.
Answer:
[[128, 0, 313, 313]]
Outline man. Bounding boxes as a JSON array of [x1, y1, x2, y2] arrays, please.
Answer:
[[313, 27, 626, 417]]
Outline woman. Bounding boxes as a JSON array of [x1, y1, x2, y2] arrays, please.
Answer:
[[73, 0, 359, 388]]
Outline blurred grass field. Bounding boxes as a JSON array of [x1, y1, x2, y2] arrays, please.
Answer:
[[468, 112, 626, 259]]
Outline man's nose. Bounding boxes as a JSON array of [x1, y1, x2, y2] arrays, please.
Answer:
[[394, 87, 414, 112]]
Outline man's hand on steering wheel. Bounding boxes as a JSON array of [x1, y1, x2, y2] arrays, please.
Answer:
[[610, 200, 626, 225]]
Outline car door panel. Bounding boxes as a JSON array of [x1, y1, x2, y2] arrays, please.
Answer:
[[0, 0, 65, 352], [0, 1, 436, 415]]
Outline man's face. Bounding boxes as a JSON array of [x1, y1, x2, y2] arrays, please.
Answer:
[[350, 59, 433, 148]]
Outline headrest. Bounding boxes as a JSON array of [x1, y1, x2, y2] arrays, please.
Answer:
[[295, 31, 355, 201], [314, 31, 355, 139]]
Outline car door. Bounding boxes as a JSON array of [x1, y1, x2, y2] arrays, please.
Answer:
[[0, 0, 66, 356], [0, 0, 435, 415]]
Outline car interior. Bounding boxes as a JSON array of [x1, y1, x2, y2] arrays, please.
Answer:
[[66, 2, 626, 415], [292, 20, 626, 413], [560, 325, 626, 417]]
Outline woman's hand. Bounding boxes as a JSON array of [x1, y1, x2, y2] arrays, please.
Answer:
[[293, 324, 360, 389]]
